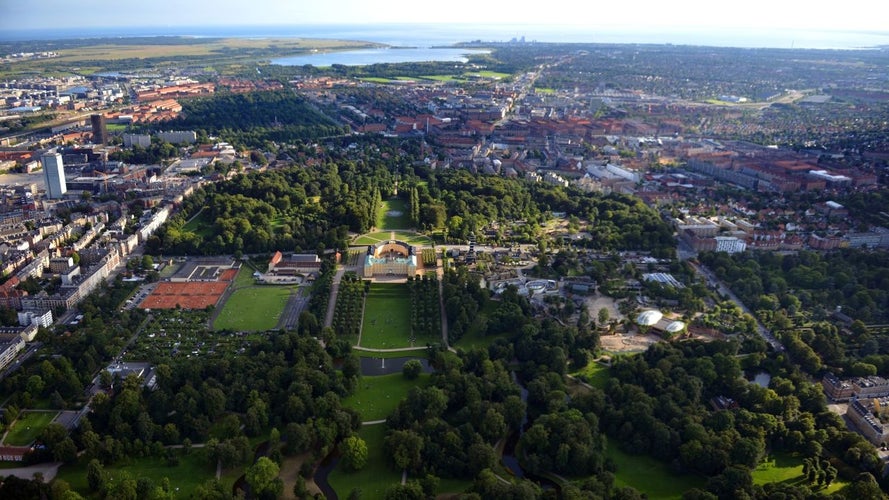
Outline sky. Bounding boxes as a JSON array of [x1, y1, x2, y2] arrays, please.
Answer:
[[1, 0, 887, 34]]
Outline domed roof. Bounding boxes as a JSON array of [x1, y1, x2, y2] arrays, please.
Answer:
[[636, 310, 663, 326], [665, 321, 686, 333]]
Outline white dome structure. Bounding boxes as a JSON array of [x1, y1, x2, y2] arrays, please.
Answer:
[[636, 310, 663, 326], [665, 321, 686, 334]]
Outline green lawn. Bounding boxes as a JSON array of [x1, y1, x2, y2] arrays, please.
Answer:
[[752, 452, 846, 493], [572, 362, 610, 389], [378, 198, 410, 230], [360, 284, 412, 349], [3, 411, 58, 446], [353, 232, 391, 246], [213, 286, 293, 331], [606, 446, 706, 499], [329, 424, 402, 499], [353, 230, 431, 246], [355, 348, 428, 359], [182, 208, 215, 238], [233, 263, 259, 288], [342, 372, 430, 421], [56, 450, 221, 499]]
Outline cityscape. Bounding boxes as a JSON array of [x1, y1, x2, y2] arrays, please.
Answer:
[[0, 5, 888, 500]]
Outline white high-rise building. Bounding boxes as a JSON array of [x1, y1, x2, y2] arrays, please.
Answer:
[[42, 153, 67, 199]]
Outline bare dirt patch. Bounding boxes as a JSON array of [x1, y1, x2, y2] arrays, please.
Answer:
[[600, 332, 661, 353]]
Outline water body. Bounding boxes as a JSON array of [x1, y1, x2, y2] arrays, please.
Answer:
[[753, 372, 772, 388], [272, 47, 490, 67], [3, 23, 888, 50]]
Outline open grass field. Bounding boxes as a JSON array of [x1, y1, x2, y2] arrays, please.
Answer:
[[752, 452, 847, 494], [378, 198, 410, 230], [606, 446, 706, 499], [3, 411, 58, 446], [213, 285, 293, 331], [359, 284, 412, 349], [182, 208, 215, 239], [328, 424, 402, 499], [571, 362, 610, 389], [353, 231, 432, 246], [342, 372, 431, 421], [354, 348, 428, 359], [353, 231, 392, 246], [56, 450, 223, 499]]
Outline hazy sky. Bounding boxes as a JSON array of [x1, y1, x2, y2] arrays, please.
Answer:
[[2, 0, 887, 33]]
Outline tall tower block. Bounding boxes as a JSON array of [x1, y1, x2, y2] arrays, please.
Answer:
[[90, 114, 107, 145], [41, 153, 67, 199]]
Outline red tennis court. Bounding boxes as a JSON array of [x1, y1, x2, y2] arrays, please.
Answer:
[[139, 281, 229, 310]]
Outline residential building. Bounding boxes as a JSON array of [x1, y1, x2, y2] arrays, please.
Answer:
[[714, 236, 747, 254]]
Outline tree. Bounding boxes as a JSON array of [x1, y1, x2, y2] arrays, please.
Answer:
[[86, 459, 106, 493], [598, 307, 610, 326], [402, 359, 422, 380], [245, 457, 282, 498], [341, 436, 368, 471]]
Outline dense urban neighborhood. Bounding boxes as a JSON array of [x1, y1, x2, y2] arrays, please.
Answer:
[[0, 31, 887, 499]]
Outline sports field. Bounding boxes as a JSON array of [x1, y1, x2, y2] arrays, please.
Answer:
[[359, 283, 413, 349], [140, 282, 229, 310], [213, 286, 293, 331]]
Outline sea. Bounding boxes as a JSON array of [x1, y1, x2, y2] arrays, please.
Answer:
[[4, 23, 889, 48], [2, 23, 888, 66]]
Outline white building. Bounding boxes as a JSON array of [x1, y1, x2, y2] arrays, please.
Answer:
[[715, 236, 747, 254], [18, 309, 53, 328], [157, 130, 196, 144], [41, 152, 67, 198], [123, 133, 151, 148]]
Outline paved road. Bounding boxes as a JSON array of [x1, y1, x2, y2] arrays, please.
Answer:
[[0, 342, 42, 382], [323, 269, 346, 328], [0, 462, 62, 481]]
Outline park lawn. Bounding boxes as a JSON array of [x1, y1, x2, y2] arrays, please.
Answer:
[[572, 362, 610, 389], [342, 372, 431, 421], [329, 423, 402, 499], [3, 411, 58, 446], [354, 232, 391, 246], [182, 208, 215, 239], [606, 446, 706, 499], [355, 348, 428, 359], [213, 286, 293, 331], [56, 450, 217, 499], [535, 87, 556, 95], [378, 198, 410, 230], [360, 284, 413, 349], [752, 452, 846, 493], [391, 231, 432, 246]]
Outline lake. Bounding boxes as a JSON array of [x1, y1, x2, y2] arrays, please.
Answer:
[[272, 47, 490, 67]]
